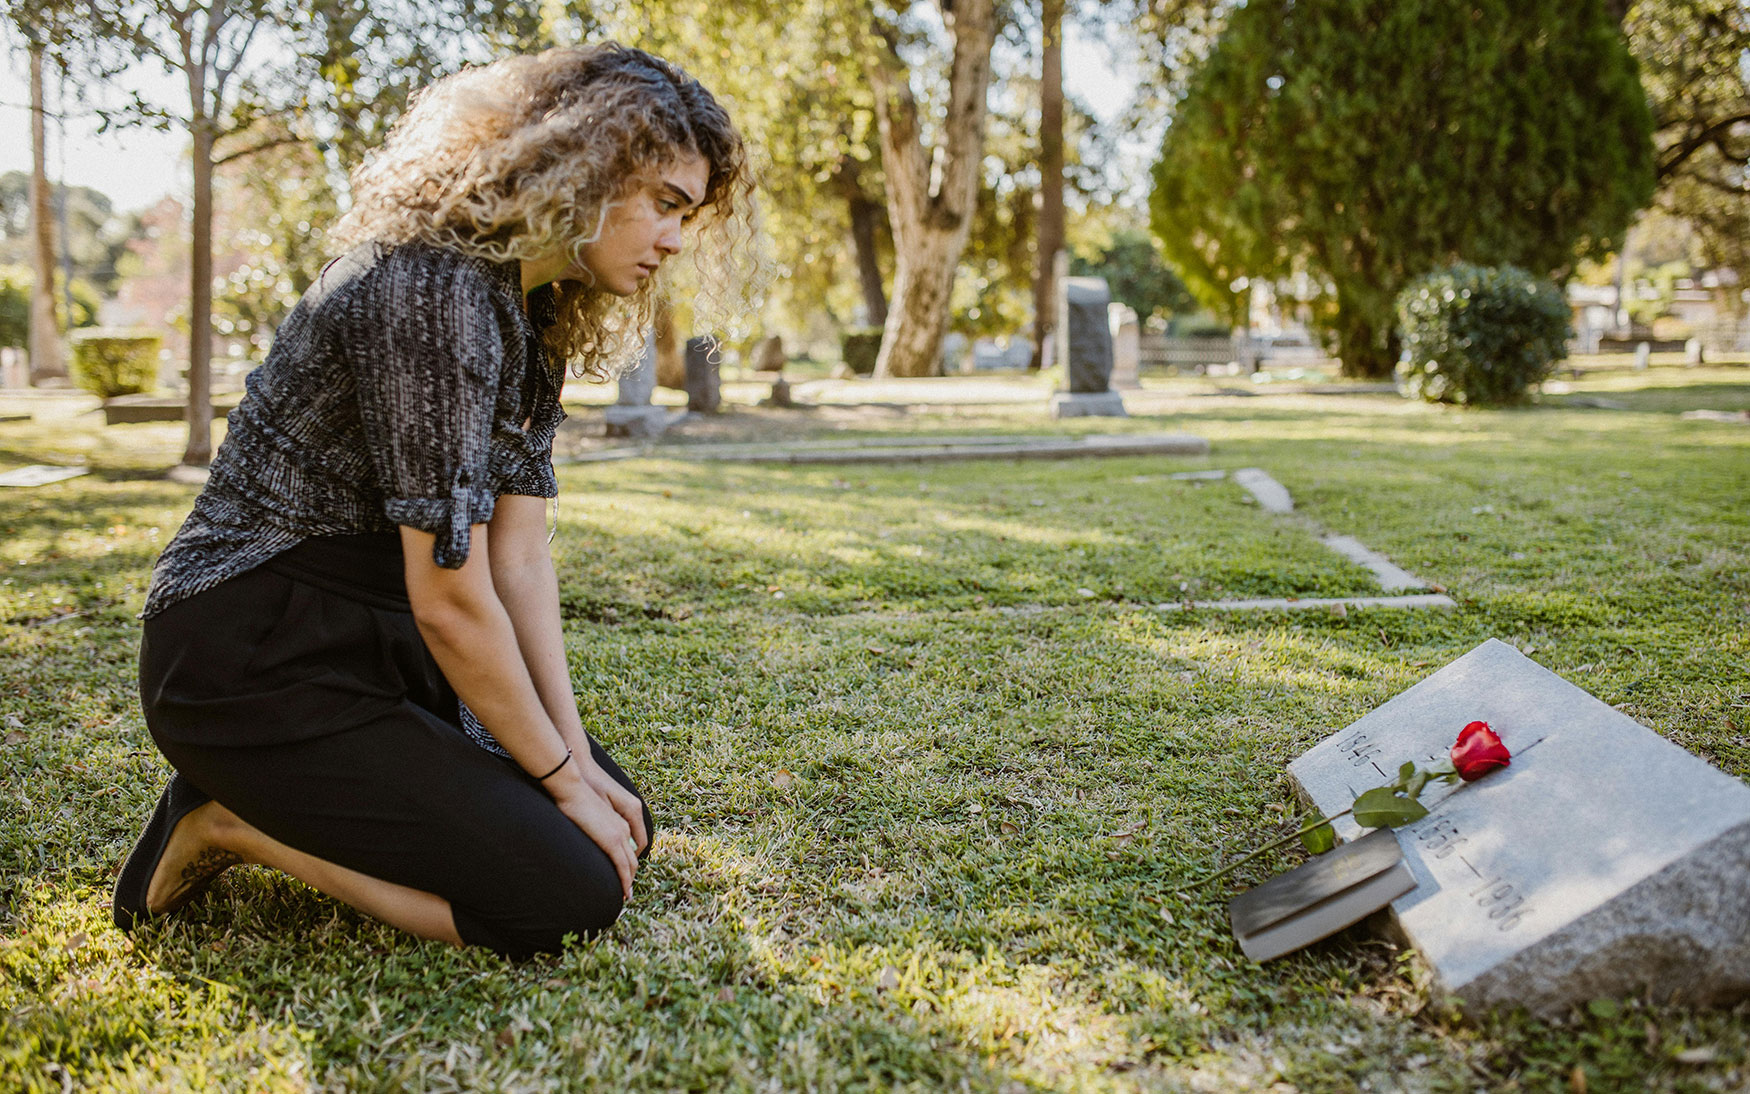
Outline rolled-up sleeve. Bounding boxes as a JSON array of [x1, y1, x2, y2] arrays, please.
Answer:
[[349, 253, 510, 568]]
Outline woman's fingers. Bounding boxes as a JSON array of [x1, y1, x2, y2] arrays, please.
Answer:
[[556, 788, 636, 899], [610, 785, 649, 853], [582, 760, 649, 853]]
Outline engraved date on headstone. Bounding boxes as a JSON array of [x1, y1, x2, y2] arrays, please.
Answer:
[[1414, 816, 1532, 933]]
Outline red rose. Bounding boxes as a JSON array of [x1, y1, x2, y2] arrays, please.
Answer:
[[1450, 720, 1510, 781]]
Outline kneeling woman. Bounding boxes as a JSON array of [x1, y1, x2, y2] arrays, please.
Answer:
[[114, 45, 759, 957]]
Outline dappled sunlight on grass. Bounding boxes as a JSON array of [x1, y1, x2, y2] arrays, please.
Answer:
[[3, 376, 1748, 1089]]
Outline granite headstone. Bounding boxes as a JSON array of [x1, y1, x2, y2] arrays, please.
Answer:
[[604, 333, 673, 438], [1109, 304, 1141, 390], [1058, 276, 1114, 394], [685, 335, 721, 413], [1288, 639, 1750, 1017]]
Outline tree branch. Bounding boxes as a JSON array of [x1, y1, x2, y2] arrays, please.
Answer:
[[211, 131, 302, 166], [1657, 112, 1750, 181]]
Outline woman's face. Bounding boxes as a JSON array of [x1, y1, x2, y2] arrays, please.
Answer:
[[522, 154, 709, 297]]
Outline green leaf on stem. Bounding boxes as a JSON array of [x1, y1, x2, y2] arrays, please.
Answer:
[[1300, 816, 1337, 854], [1352, 787, 1429, 828], [1406, 770, 1429, 799]]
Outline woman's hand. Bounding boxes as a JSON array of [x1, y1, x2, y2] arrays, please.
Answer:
[[580, 756, 649, 855], [546, 771, 637, 899]]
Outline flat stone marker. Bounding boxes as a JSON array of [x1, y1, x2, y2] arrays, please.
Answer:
[[1232, 467, 1294, 513], [1289, 639, 1750, 1017]]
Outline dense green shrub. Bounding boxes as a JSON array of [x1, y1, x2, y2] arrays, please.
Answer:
[[0, 266, 26, 348], [840, 327, 882, 376], [70, 328, 162, 398], [1396, 265, 1570, 406]]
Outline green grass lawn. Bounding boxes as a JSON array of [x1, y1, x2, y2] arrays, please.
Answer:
[[2, 368, 1748, 1092]]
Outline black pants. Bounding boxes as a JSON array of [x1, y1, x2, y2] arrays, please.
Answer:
[[140, 536, 653, 958]]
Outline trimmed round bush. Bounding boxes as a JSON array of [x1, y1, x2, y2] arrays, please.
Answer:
[[840, 327, 882, 376], [1396, 264, 1570, 406], [70, 328, 162, 399]]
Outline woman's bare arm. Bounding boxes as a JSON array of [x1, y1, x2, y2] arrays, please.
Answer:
[[483, 495, 650, 852], [400, 522, 638, 894]]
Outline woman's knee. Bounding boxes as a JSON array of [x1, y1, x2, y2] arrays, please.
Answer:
[[460, 853, 626, 957]]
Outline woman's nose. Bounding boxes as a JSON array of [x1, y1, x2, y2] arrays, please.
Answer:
[[656, 219, 683, 254]]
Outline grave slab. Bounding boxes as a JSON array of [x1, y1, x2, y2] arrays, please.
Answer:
[[1288, 639, 1750, 1017], [603, 405, 680, 438], [1048, 391, 1127, 419]]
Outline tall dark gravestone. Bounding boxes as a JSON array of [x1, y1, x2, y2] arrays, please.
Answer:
[[684, 336, 721, 413], [1061, 277, 1114, 393], [1050, 276, 1126, 417]]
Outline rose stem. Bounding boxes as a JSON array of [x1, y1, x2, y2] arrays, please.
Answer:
[[1171, 808, 1356, 895]]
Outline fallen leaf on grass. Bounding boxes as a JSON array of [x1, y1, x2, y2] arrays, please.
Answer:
[[1569, 1065, 1587, 1093], [496, 1028, 516, 1050], [717, 985, 737, 1003], [4, 731, 24, 747], [1106, 819, 1148, 843], [866, 646, 887, 655], [770, 770, 795, 790], [967, 802, 983, 814], [876, 966, 900, 991], [63, 932, 87, 953], [1673, 1047, 1718, 1065], [999, 821, 1019, 836]]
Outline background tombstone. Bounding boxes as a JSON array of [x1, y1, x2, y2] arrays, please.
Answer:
[[1109, 303, 1141, 390], [753, 334, 786, 373], [1005, 336, 1034, 371], [1289, 639, 1750, 1017], [971, 337, 1006, 371], [603, 332, 675, 438], [1049, 276, 1126, 418], [940, 331, 970, 373], [685, 335, 721, 413]]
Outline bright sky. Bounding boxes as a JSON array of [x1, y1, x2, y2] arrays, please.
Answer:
[[0, 51, 187, 212], [0, 27, 1137, 216]]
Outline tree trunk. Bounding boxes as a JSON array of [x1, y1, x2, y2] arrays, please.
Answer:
[[184, 118, 215, 466], [27, 48, 64, 385], [1030, 0, 1065, 371], [847, 191, 889, 328], [1333, 293, 1400, 380], [833, 156, 890, 327], [863, 0, 999, 378]]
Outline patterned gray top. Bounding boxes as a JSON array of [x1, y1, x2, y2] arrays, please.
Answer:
[[143, 242, 565, 619]]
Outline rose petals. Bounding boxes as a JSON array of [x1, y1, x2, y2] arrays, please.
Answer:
[[1451, 720, 1511, 781]]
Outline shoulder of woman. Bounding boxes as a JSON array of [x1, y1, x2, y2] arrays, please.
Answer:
[[357, 243, 521, 310]]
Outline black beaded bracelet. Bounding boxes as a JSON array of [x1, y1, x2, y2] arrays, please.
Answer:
[[535, 749, 573, 781]]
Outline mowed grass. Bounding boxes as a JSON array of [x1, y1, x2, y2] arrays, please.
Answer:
[[2, 369, 1748, 1092]]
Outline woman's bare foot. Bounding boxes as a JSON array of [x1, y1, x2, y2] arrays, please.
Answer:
[[143, 800, 248, 915]]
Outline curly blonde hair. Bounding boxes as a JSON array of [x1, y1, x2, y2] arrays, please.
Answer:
[[331, 43, 766, 380]]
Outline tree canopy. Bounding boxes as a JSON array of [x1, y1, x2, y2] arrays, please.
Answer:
[[1150, 0, 1655, 377], [1624, 0, 1750, 304]]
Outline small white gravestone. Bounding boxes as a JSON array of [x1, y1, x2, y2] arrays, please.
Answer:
[[1289, 639, 1750, 1017]]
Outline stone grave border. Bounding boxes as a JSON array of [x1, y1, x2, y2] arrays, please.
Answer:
[[1149, 467, 1457, 613]]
